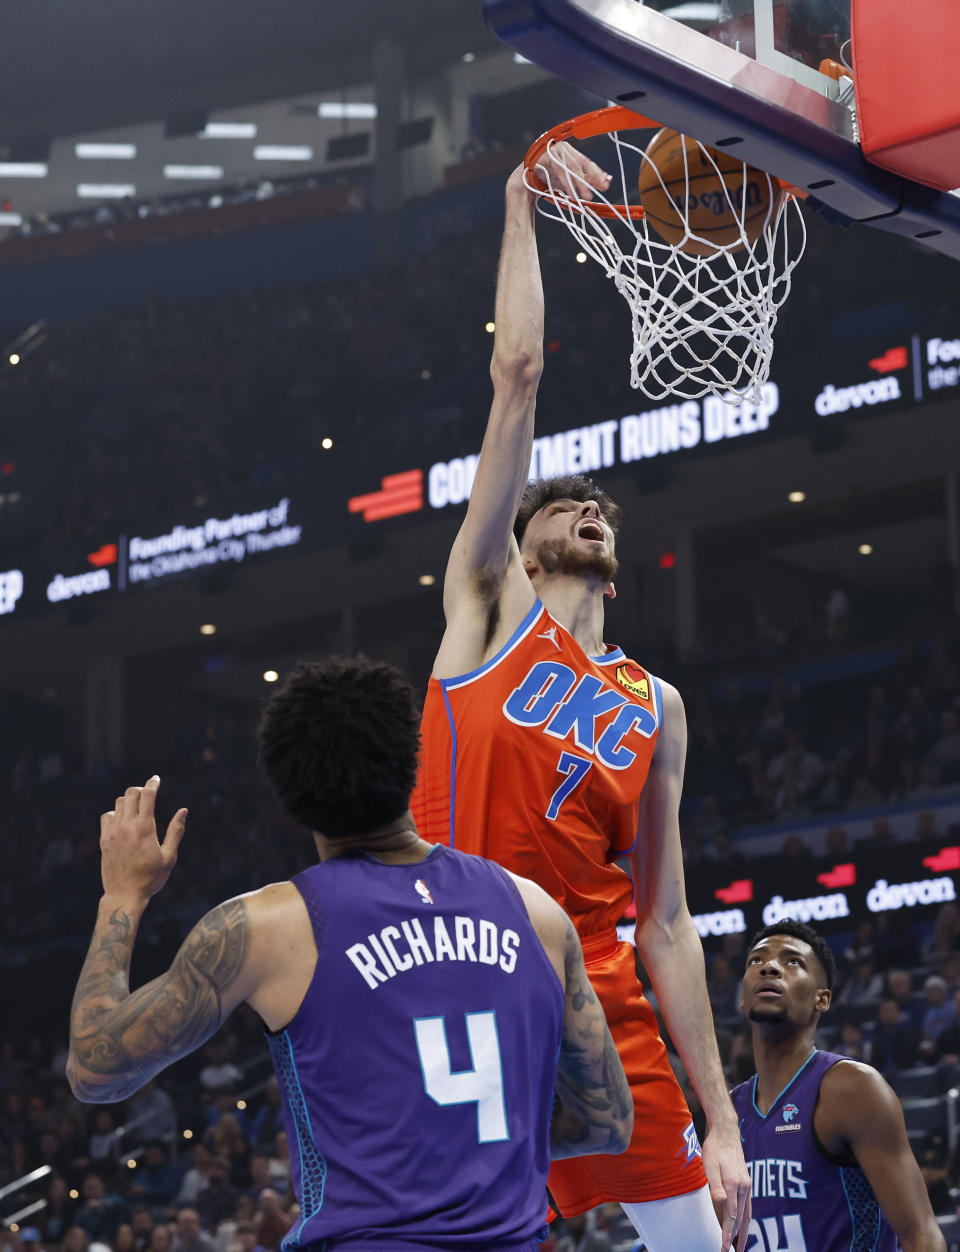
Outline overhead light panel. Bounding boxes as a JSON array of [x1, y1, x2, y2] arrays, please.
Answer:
[[163, 164, 224, 180], [0, 213, 22, 226], [76, 183, 136, 198], [0, 163, 48, 178], [202, 122, 257, 139], [253, 145, 313, 161], [75, 143, 136, 159], [318, 102, 377, 119]]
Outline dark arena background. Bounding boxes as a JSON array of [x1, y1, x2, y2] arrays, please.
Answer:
[[1, 1, 959, 1248]]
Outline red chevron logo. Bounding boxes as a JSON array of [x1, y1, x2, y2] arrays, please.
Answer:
[[348, 470, 424, 523], [817, 862, 856, 889], [715, 879, 753, 905], [923, 846, 960, 873]]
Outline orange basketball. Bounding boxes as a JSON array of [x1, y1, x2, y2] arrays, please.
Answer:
[[638, 128, 780, 256]]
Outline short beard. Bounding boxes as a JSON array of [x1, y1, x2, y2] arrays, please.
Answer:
[[535, 538, 619, 584], [747, 1003, 789, 1025]]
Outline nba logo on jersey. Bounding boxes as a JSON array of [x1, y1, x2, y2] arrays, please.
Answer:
[[414, 879, 434, 904], [783, 1103, 799, 1123]]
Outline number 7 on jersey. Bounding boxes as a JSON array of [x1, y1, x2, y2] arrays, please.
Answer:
[[546, 751, 593, 821]]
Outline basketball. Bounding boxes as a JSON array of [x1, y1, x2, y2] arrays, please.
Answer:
[[638, 128, 780, 256]]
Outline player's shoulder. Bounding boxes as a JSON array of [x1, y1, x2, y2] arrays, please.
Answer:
[[821, 1055, 895, 1100], [819, 1055, 903, 1132]]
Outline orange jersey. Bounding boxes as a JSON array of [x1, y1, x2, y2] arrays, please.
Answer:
[[412, 599, 662, 939]]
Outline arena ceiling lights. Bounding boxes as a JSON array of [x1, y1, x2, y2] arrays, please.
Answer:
[[317, 102, 377, 119], [201, 122, 257, 139], [76, 183, 136, 198], [0, 163, 47, 177], [163, 164, 225, 180], [253, 145, 313, 161], [75, 143, 136, 159]]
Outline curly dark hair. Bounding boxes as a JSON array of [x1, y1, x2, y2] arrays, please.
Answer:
[[513, 474, 623, 546], [747, 921, 837, 991], [258, 655, 421, 839]]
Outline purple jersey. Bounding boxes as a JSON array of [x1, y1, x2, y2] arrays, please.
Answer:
[[265, 844, 564, 1251], [731, 1050, 896, 1252]]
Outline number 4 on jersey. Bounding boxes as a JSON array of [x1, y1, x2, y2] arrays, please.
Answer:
[[546, 751, 593, 821], [414, 1012, 509, 1143]]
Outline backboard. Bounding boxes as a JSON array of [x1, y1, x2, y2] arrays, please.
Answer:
[[485, 0, 960, 260]]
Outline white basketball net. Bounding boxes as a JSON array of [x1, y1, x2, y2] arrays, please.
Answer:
[[527, 128, 807, 404]]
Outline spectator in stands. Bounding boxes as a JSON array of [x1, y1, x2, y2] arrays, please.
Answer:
[[252, 1191, 291, 1252], [867, 998, 920, 1074], [128, 1142, 180, 1213], [88, 1111, 119, 1163], [244, 1156, 284, 1203], [836, 956, 883, 1008], [147, 1223, 174, 1252], [174, 1144, 214, 1209], [767, 731, 825, 815], [706, 954, 741, 1026], [170, 1210, 216, 1252], [918, 1134, 952, 1215], [126, 1082, 177, 1144], [245, 1080, 283, 1152], [824, 825, 850, 857], [115, 1224, 136, 1252], [866, 817, 897, 849], [914, 810, 941, 843], [886, 969, 925, 1033], [933, 990, 960, 1062], [42, 1176, 77, 1245], [780, 834, 812, 862], [74, 1173, 130, 1245], [199, 1045, 243, 1095], [920, 976, 957, 1059], [836, 1022, 867, 1060], [60, 1229, 89, 1252], [195, 1158, 240, 1231], [129, 1207, 154, 1252], [843, 919, 877, 971]]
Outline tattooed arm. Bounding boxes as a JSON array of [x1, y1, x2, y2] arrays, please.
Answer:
[[550, 919, 633, 1159], [67, 776, 258, 1104], [68, 896, 251, 1103]]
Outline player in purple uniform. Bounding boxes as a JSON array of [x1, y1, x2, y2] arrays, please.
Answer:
[[733, 921, 945, 1252], [67, 655, 633, 1250]]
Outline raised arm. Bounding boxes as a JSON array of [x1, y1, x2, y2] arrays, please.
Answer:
[[509, 871, 633, 1158], [66, 779, 257, 1103], [821, 1062, 946, 1252], [434, 150, 611, 678], [630, 681, 751, 1251]]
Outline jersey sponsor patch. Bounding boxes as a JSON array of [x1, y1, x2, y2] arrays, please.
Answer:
[[615, 663, 649, 701]]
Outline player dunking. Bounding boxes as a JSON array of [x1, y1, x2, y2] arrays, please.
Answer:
[[411, 150, 750, 1249], [735, 922, 945, 1251], [67, 656, 634, 1249]]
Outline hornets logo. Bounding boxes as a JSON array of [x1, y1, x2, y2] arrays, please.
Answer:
[[615, 663, 649, 701]]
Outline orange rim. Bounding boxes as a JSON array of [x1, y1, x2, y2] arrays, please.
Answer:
[[523, 105, 801, 219]]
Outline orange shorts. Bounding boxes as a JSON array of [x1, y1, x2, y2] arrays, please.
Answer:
[[548, 932, 708, 1217]]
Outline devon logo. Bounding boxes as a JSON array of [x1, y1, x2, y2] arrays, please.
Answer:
[[783, 1103, 799, 1123]]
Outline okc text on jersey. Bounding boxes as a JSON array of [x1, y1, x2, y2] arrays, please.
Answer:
[[503, 661, 656, 769]]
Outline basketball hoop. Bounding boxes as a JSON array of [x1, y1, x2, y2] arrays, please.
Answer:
[[524, 107, 807, 404]]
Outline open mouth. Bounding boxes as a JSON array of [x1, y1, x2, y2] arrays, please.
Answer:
[[577, 520, 605, 542], [756, 987, 783, 999]]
